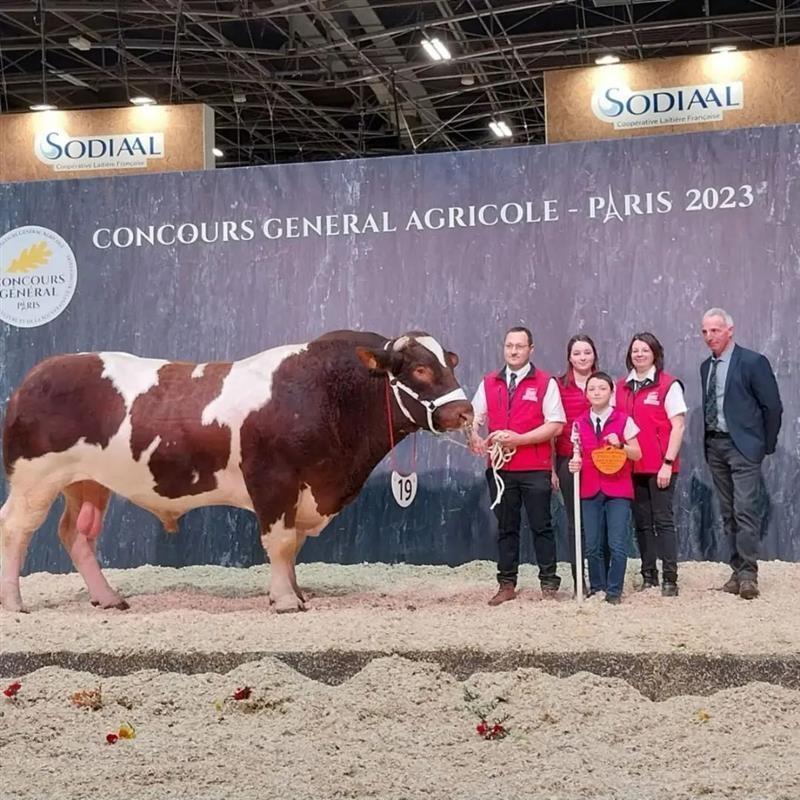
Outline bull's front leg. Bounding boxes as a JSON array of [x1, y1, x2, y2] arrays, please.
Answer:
[[262, 519, 305, 613], [243, 461, 307, 613]]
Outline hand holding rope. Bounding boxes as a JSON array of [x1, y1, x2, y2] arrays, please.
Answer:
[[487, 439, 515, 509]]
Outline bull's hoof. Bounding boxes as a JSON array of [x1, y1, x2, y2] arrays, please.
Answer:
[[0, 589, 27, 613], [275, 604, 306, 614], [1, 603, 28, 614], [271, 594, 307, 614], [92, 598, 130, 610]]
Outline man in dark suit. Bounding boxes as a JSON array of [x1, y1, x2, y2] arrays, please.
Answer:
[[700, 308, 783, 599]]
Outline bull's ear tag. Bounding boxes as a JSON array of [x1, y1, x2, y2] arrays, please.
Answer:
[[391, 471, 417, 508]]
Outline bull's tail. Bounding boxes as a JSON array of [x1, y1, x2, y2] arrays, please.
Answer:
[[2, 389, 20, 477]]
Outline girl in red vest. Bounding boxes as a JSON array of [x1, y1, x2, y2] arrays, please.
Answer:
[[569, 372, 642, 603], [552, 334, 598, 594], [615, 332, 687, 596]]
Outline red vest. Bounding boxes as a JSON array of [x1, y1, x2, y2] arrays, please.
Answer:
[[555, 378, 590, 457], [485, 367, 553, 471], [615, 371, 681, 475], [576, 409, 634, 500]]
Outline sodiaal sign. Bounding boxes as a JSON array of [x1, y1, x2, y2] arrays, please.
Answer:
[[34, 129, 165, 172], [591, 81, 744, 130]]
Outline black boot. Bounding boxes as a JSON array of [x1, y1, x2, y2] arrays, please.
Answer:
[[641, 570, 659, 590]]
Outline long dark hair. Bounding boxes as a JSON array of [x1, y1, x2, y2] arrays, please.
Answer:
[[625, 332, 664, 373], [560, 334, 599, 387]]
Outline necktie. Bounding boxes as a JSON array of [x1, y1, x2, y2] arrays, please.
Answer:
[[704, 359, 719, 431], [508, 372, 517, 406], [595, 417, 602, 437]]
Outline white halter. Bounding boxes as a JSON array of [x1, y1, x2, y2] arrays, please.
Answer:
[[384, 340, 468, 433]]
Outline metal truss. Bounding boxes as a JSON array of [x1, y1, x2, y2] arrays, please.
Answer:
[[0, 0, 798, 166]]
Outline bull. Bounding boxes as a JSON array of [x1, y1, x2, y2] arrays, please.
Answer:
[[0, 330, 473, 613]]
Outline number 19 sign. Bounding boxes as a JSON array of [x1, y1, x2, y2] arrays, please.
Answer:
[[391, 471, 418, 508]]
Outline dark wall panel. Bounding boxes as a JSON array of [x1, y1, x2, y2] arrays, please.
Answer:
[[1, 124, 797, 572]]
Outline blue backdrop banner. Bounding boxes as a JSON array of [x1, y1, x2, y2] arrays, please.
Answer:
[[1, 124, 798, 572]]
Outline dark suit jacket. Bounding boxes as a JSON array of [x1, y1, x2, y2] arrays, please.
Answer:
[[700, 343, 783, 463]]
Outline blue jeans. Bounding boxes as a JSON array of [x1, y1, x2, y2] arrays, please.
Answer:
[[581, 493, 632, 598]]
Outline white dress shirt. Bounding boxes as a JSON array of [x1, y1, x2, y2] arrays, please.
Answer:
[[590, 404, 640, 442], [706, 341, 734, 432]]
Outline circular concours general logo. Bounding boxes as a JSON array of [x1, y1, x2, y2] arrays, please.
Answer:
[[0, 225, 77, 328]]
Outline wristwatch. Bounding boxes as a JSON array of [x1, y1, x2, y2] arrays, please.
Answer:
[[663, 457, 674, 466]]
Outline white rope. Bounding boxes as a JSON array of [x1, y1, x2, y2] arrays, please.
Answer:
[[488, 441, 515, 510], [422, 428, 514, 509], [435, 433, 470, 449]]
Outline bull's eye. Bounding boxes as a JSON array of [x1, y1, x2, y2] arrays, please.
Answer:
[[413, 366, 432, 380]]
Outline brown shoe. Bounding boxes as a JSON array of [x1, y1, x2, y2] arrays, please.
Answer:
[[720, 576, 740, 594], [738, 579, 760, 600], [488, 582, 516, 606]]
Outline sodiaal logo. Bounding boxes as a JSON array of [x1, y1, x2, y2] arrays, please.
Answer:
[[35, 129, 164, 172], [0, 226, 77, 328], [591, 81, 744, 130]]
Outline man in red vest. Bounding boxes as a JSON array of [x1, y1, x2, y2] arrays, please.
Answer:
[[470, 326, 566, 605]]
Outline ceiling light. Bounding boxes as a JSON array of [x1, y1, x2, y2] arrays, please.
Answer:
[[68, 35, 91, 52], [29, 103, 58, 112], [421, 36, 451, 62], [212, 147, 224, 158], [51, 70, 92, 89], [489, 120, 512, 139], [130, 95, 156, 106], [595, 54, 620, 66], [461, 74, 475, 87], [232, 93, 247, 104], [711, 44, 737, 53]]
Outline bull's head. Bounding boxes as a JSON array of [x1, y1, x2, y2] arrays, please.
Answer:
[[356, 331, 474, 433]]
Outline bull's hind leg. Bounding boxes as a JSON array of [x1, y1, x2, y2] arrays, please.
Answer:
[[0, 486, 60, 612], [59, 481, 127, 610]]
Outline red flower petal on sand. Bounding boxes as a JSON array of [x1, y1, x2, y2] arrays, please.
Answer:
[[232, 686, 252, 701], [106, 733, 119, 744], [3, 681, 22, 698], [476, 721, 488, 736]]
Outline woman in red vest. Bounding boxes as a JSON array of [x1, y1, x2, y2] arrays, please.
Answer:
[[569, 373, 642, 603], [615, 332, 687, 596], [552, 334, 598, 594]]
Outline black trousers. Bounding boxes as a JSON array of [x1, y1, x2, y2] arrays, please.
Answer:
[[486, 468, 560, 588], [632, 473, 679, 584], [706, 435, 762, 581]]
